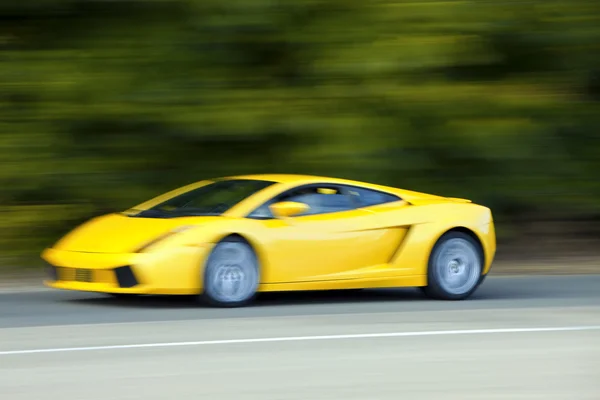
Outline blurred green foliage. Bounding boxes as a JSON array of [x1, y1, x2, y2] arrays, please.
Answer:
[[1, 0, 600, 264]]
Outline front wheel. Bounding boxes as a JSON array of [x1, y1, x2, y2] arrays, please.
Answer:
[[201, 237, 260, 307], [422, 231, 484, 300]]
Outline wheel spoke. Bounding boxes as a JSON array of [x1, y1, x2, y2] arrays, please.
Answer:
[[205, 241, 258, 305], [435, 238, 481, 296]]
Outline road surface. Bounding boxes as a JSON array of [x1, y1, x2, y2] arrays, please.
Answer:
[[1, 275, 599, 399]]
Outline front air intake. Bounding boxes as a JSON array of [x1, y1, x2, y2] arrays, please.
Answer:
[[114, 266, 139, 288]]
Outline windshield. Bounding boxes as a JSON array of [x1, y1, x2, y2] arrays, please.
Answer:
[[132, 179, 276, 218]]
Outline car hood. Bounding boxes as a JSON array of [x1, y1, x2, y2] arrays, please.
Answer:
[[52, 213, 221, 253]]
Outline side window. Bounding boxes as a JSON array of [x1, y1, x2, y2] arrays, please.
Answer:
[[247, 185, 358, 219], [247, 204, 273, 219], [345, 187, 400, 207], [289, 193, 355, 216]]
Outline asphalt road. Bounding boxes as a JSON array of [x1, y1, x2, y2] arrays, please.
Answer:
[[1, 275, 600, 399], [1, 275, 600, 328]]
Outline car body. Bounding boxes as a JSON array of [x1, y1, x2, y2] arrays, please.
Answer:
[[42, 174, 496, 306]]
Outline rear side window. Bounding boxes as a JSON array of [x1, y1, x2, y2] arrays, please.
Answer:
[[345, 187, 400, 207]]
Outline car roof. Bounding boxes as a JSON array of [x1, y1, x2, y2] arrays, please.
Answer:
[[220, 173, 390, 188], [219, 174, 460, 204]]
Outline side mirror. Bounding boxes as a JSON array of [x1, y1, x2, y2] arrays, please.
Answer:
[[269, 201, 309, 218]]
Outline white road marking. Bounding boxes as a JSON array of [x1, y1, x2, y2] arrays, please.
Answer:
[[1, 325, 599, 356]]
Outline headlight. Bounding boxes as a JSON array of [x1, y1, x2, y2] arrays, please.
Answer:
[[135, 225, 194, 252]]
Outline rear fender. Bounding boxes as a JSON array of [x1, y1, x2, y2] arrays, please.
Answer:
[[383, 203, 494, 276]]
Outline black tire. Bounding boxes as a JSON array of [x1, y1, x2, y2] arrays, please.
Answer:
[[421, 231, 485, 300], [200, 236, 260, 307]]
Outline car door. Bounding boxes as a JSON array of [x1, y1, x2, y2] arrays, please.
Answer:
[[253, 185, 405, 284]]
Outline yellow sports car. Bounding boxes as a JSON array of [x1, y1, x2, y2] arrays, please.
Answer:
[[42, 174, 496, 307]]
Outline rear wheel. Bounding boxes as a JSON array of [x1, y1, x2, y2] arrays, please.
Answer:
[[201, 236, 260, 307], [422, 231, 484, 300]]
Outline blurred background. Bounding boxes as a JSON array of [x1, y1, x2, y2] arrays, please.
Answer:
[[2, 0, 600, 270]]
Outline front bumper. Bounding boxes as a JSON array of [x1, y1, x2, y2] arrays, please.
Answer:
[[42, 244, 214, 295], [44, 265, 150, 294]]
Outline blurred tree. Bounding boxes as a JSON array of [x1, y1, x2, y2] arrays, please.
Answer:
[[1, 0, 600, 264]]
